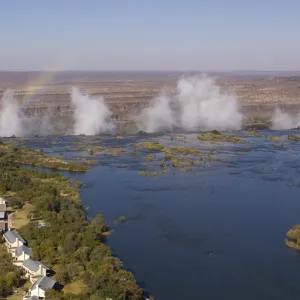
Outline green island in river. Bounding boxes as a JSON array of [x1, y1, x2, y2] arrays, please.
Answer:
[[0, 141, 144, 300], [0, 142, 88, 172]]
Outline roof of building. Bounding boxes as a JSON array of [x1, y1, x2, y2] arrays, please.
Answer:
[[4, 230, 26, 244], [15, 245, 33, 257], [0, 211, 5, 219], [23, 259, 49, 272], [0, 204, 6, 212], [31, 276, 56, 292]]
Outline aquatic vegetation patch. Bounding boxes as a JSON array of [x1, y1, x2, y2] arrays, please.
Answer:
[[286, 225, 300, 240], [285, 225, 300, 251], [139, 171, 148, 176], [145, 153, 156, 161], [103, 147, 126, 157], [131, 141, 165, 151], [244, 130, 261, 137], [168, 146, 200, 156], [164, 149, 175, 160], [171, 157, 179, 167], [151, 143, 218, 173], [119, 215, 126, 222], [181, 158, 194, 167], [287, 135, 300, 141], [87, 146, 102, 154], [267, 136, 281, 142], [197, 131, 244, 144]]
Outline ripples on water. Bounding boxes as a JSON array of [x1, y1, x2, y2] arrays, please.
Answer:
[[12, 131, 300, 300]]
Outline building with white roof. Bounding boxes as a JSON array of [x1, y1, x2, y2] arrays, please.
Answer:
[[22, 259, 50, 283], [3, 230, 26, 255]]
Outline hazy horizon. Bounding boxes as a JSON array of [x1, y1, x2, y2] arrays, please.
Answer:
[[1, 0, 300, 71], [1, 70, 300, 73]]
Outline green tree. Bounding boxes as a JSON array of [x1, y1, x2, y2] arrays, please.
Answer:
[[91, 214, 107, 234]]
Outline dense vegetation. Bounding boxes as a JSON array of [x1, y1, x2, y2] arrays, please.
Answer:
[[0, 149, 143, 300], [287, 134, 300, 141], [0, 242, 23, 298], [0, 142, 87, 172]]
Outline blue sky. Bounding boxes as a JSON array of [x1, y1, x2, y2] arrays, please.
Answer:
[[0, 0, 299, 71]]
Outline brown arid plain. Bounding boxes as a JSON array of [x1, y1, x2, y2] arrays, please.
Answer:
[[0, 71, 300, 122]]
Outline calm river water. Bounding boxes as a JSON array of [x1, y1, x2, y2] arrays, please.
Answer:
[[22, 130, 300, 300]]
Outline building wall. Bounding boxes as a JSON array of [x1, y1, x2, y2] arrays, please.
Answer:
[[39, 267, 47, 277], [18, 252, 31, 262], [0, 220, 7, 232], [22, 266, 47, 283], [14, 252, 31, 266], [11, 239, 24, 249], [7, 239, 24, 257], [30, 286, 46, 298]]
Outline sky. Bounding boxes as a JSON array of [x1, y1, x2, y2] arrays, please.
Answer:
[[0, 0, 299, 71]]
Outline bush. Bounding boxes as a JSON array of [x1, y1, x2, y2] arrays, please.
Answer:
[[119, 216, 126, 222], [91, 214, 108, 234]]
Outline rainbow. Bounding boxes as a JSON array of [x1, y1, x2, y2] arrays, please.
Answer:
[[21, 71, 57, 106]]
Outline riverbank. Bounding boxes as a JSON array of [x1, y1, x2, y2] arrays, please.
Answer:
[[0, 141, 144, 300], [0, 142, 88, 172]]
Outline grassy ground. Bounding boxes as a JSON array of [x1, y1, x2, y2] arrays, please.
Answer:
[[10, 203, 34, 229], [2, 191, 16, 197], [7, 281, 31, 300], [63, 279, 88, 295]]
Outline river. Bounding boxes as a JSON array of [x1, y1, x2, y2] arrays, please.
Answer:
[[19, 130, 300, 300]]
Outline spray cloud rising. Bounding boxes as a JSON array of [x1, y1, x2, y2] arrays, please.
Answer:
[[0, 87, 116, 137], [0, 89, 24, 137], [271, 108, 300, 129], [137, 75, 243, 132], [71, 87, 115, 135], [0, 90, 53, 137]]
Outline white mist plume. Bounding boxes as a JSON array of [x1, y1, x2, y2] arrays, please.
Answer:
[[271, 108, 300, 129], [138, 75, 243, 132], [71, 87, 115, 135], [138, 93, 175, 132], [0, 89, 24, 137]]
